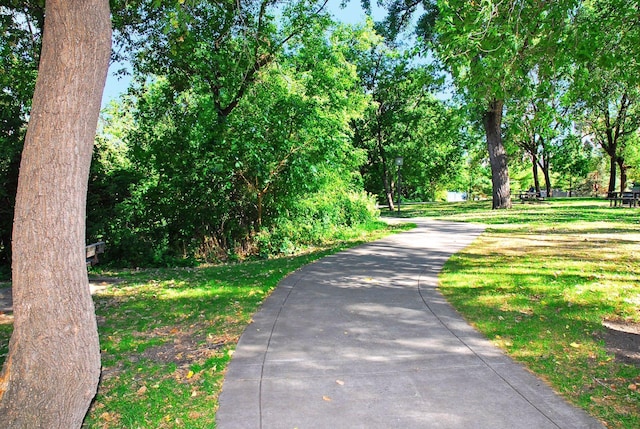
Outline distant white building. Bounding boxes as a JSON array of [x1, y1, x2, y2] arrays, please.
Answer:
[[447, 192, 467, 202]]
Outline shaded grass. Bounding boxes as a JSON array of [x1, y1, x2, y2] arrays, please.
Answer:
[[83, 221, 413, 428], [2, 198, 637, 426], [0, 220, 412, 429], [422, 199, 640, 429]]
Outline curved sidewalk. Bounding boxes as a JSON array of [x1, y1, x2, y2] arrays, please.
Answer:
[[216, 219, 604, 429]]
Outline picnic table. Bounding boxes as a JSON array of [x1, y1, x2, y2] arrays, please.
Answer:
[[607, 191, 640, 208], [518, 191, 545, 203]]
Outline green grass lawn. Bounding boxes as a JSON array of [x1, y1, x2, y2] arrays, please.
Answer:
[[0, 220, 412, 428], [389, 198, 639, 429], [1, 199, 638, 428]]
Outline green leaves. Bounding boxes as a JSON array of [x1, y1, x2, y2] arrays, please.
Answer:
[[87, 2, 379, 265]]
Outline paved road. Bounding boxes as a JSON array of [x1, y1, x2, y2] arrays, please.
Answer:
[[216, 219, 604, 429]]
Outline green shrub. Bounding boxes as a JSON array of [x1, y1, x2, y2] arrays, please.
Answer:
[[255, 190, 379, 257]]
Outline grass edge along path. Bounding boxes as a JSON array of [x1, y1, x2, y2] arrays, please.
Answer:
[[0, 220, 413, 428], [394, 199, 639, 429]]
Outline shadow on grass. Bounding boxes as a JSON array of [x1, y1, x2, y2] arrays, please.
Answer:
[[0, 221, 414, 428], [385, 199, 640, 228], [438, 216, 640, 428]]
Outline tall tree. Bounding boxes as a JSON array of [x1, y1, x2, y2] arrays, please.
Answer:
[[0, 0, 111, 426], [433, 0, 564, 208], [347, 21, 462, 207], [569, 0, 640, 194], [99, 9, 370, 263], [401, 97, 466, 201], [372, 0, 578, 208], [552, 132, 593, 196], [350, 27, 429, 209], [508, 78, 571, 198], [577, 88, 640, 193], [129, 0, 330, 120], [0, 0, 44, 273]]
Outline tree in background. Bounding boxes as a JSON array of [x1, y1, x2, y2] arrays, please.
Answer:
[[369, 1, 581, 208], [86, 101, 140, 256], [348, 19, 463, 207], [573, 83, 640, 193], [91, 6, 375, 265], [507, 75, 571, 197], [400, 96, 466, 201], [0, 1, 43, 275], [568, 0, 640, 194], [128, 0, 332, 120], [350, 24, 427, 209], [433, 0, 579, 208], [552, 132, 594, 196]]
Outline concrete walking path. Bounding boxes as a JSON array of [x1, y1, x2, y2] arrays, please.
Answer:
[[216, 219, 604, 428]]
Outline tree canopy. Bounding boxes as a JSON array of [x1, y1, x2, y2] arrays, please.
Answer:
[[2, 0, 640, 424], [1, 0, 639, 269], [1, 0, 640, 268]]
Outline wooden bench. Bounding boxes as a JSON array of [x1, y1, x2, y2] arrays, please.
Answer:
[[86, 242, 106, 266], [607, 191, 640, 208]]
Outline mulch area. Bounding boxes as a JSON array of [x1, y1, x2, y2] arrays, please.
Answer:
[[602, 319, 640, 367]]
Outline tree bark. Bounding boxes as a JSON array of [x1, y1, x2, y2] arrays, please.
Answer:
[[531, 152, 540, 194], [607, 151, 617, 195], [375, 129, 394, 210], [602, 112, 619, 195], [542, 160, 552, 198], [617, 157, 628, 192], [0, 1, 111, 427], [483, 99, 511, 209]]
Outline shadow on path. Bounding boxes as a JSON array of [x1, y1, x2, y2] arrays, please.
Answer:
[[217, 219, 604, 428]]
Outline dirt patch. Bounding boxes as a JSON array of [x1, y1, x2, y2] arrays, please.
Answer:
[[602, 319, 640, 366], [129, 324, 235, 366], [138, 334, 230, 366], [99, 328, 237, 384]]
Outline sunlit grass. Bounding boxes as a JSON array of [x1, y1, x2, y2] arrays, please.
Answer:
[[429, 198, 640, 429], [81, 222, 413, 428], [390, 198, 640, 227], [0, 221, 412, 428], [1, 199, 638, 427]]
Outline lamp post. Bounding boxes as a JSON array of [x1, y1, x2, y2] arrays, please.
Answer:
[[395, 157, 403, 214]]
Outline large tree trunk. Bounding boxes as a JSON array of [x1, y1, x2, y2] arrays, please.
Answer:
[[483, 99, 511, 209], [607, 154, 617, 195], [0, 1, 111, 427], [617, 157, 628, 192], [531, 152, 541, 194], [542, 163, 552, 198]]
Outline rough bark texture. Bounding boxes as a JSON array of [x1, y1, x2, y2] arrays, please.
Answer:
[[542, 163, 552, 198], [617, 158, 628, 192], [607, 153, 617, 195], [0, 1, 111, 427], [483, 99, 511, 209], [531, 153, 540, 194]]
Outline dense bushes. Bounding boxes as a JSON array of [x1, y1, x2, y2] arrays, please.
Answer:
[[87, 136, 380, 265], [86, 18, 378, 267], [254, 190, 379, 257]]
